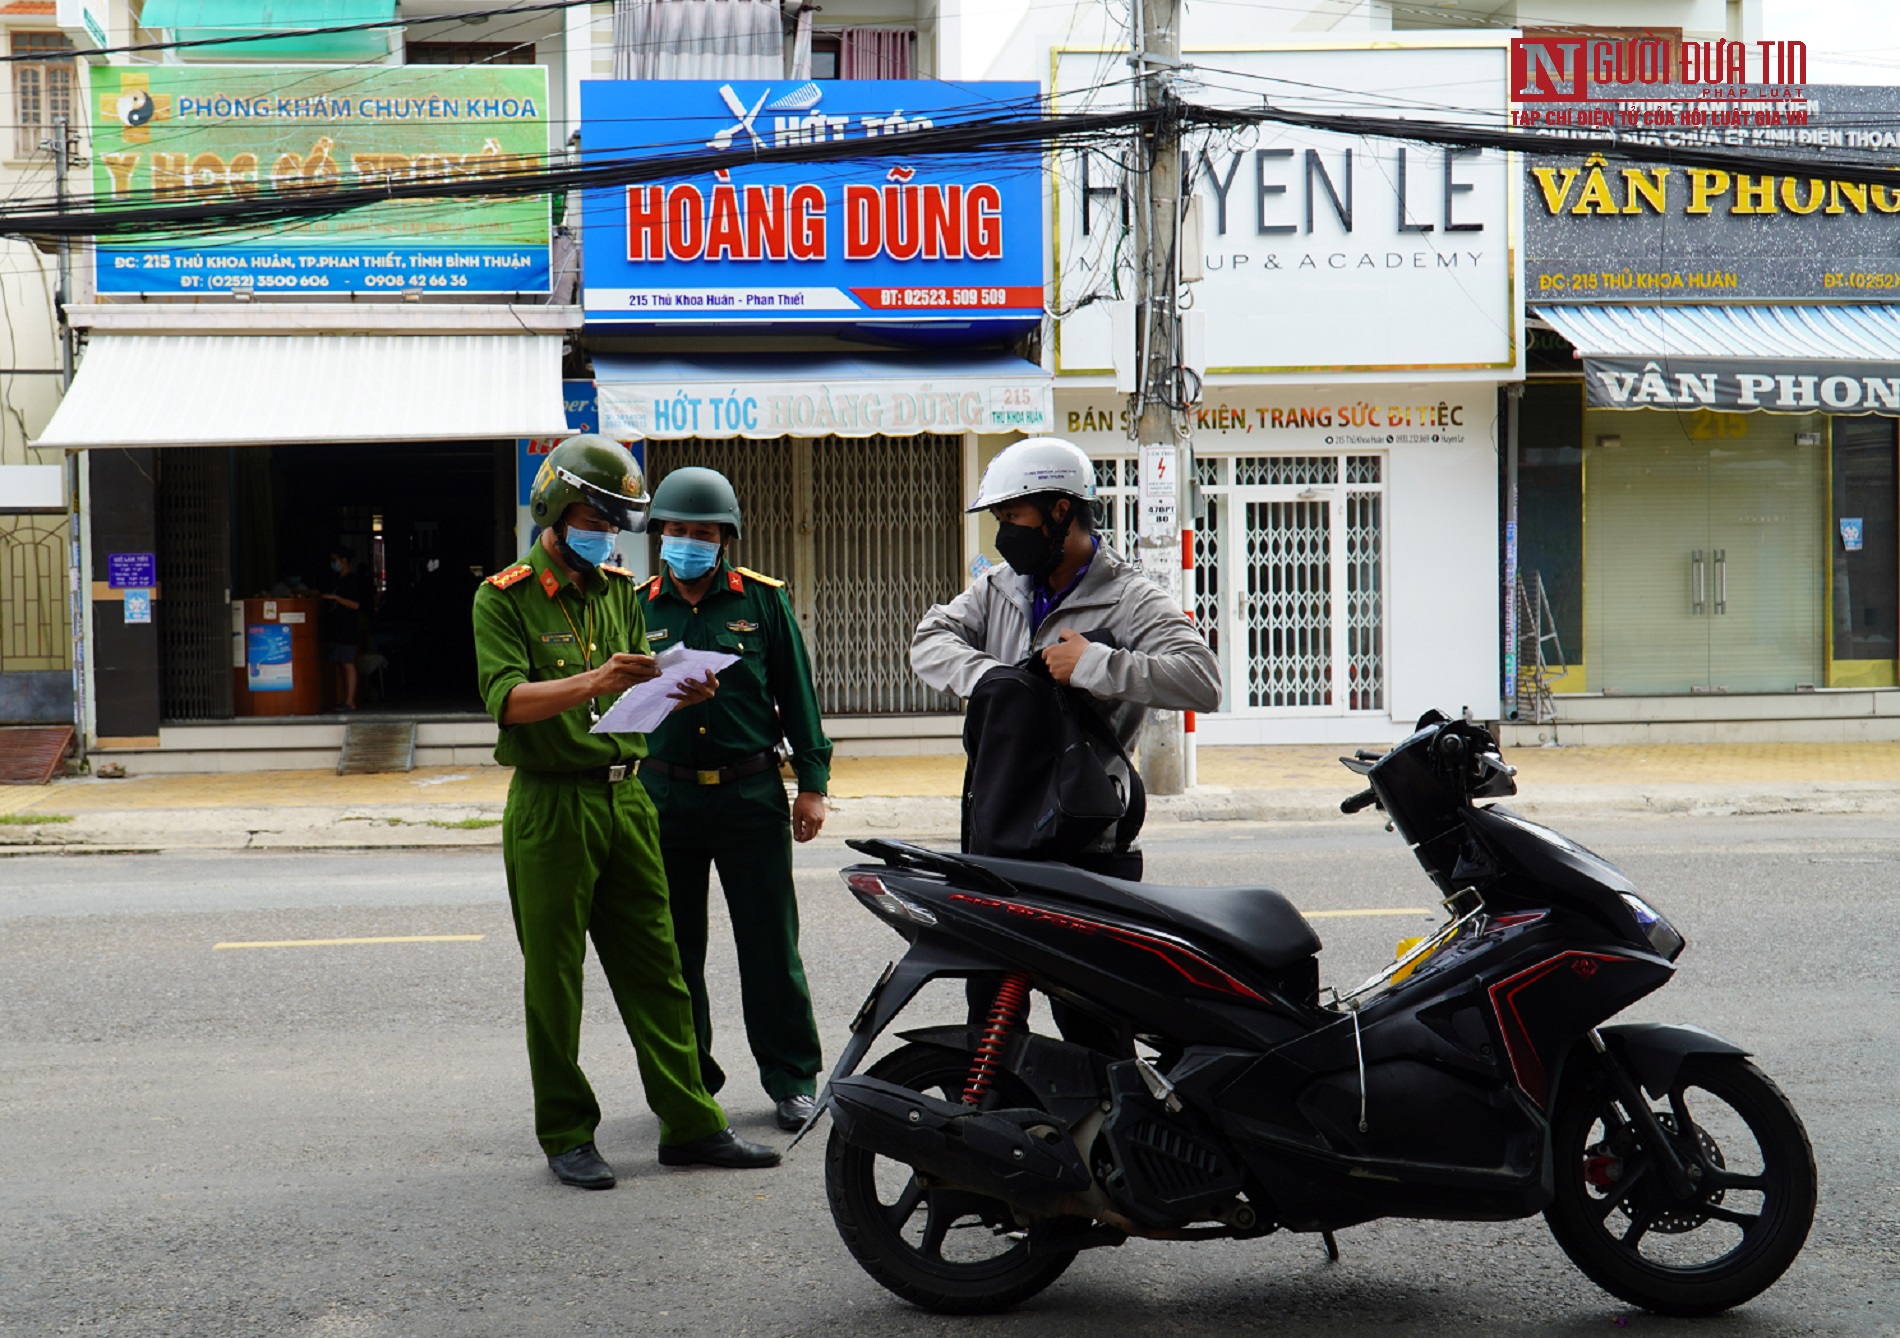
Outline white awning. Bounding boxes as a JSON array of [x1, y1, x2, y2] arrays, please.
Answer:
[[1536, 304, 1900, 413], [591, 352, 1052, 439], [31, 334, 570, 449]]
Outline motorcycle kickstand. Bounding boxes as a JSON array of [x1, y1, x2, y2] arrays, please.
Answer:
[[1321, 1231, 1340, 1263]]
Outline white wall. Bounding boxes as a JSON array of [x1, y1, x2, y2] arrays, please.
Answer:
[[1385, 393, 1501, 726]]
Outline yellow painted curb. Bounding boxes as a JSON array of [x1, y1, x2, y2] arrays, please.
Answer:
[[0, 787, 53, 818]]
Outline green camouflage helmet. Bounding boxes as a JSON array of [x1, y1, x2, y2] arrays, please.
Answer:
[[530, 434, 649, 532], [648, 466, 743, 539]]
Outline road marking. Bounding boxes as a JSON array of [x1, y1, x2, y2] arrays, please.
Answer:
[[1301, 909, 1435, 919], [213, 934, 486, 950]]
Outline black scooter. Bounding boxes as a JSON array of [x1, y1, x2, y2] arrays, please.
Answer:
[[802, 711, 1816, 1316]]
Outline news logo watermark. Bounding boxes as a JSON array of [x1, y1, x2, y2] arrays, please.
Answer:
[[1511, 34, 1809, 129]]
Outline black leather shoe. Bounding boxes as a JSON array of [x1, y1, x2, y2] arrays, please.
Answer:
[[547, 1141, 616, 1190], [658, 1127, 781, 1169], [774, 1094, 817, 1132]]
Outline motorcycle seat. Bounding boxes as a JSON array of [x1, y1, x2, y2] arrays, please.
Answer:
[[956, 853, 1322, 973]]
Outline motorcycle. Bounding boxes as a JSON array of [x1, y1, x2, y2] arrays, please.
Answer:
[[801, 711, 1816, 1316]]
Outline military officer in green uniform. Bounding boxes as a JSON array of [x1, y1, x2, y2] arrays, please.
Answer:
[[472, 436, 779, 1190], [639, 466, 832, 1133]]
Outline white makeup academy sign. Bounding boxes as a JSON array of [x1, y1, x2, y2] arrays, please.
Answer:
[[1052, 42, 1520, 379]]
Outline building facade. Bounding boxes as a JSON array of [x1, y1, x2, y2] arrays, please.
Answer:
[[1514, 84, 1900, 743], [30, 2, 592, 770], [1031, 37, 1521, 744]]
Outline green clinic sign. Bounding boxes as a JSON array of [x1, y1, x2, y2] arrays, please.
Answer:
[[91, 65, 551, 295]]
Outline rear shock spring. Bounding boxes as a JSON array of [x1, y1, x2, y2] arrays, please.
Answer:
[[962, 971, 1032, 1107]]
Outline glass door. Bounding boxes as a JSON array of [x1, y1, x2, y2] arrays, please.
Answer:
[[1706, 434, 1824, 691], [1582, 424, 1711, 693], [1584, 410, 1825, 694]]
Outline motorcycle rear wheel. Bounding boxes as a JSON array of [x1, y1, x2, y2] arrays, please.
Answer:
[[825, 1041, 1083, 1314], [1544, 1053, 1816, 1316]]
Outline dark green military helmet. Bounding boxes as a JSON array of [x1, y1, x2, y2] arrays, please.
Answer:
[[530, 434, 649, 532], [649, 466, 743, 539]]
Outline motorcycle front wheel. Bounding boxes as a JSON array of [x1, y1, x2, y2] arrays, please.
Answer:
[[1544, 1053, 1816, 1316], [824, 1041, 1082, 1314]]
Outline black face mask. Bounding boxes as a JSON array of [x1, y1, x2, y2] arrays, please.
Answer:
[[996, 513, 1070, 579]]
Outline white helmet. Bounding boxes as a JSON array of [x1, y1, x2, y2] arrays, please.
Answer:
[[966, 437, 1095, 513]]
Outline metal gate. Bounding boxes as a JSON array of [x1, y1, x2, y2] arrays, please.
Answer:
[[156, 448, 233, 721], [0, 516, 69, 672], [1218, 453, 1385, 713], [1097, 452, 1386, 716], [646, 435, 961, 715]]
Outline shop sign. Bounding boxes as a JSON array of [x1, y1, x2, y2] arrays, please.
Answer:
[[1583, 356, 1900, 414], [580, 80, 1042, 325], [599, 375, 1052, 440], [517, 382, 643, 508], [1058, 388, 1484, 455], [106, 552, 155, 588], [1052, 44, 1517, 377], [91, 66, 551, 295], [56, 0, 108, 51], [1527, 85, 1900, 302]]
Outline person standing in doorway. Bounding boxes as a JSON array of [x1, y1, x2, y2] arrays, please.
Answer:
[[320, 544, 372, 711], [639, 467, 832, 1134], [473, 436, 779, 1190]]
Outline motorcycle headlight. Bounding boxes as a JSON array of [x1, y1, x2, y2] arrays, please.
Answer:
[[1620, 892, 1685, 961]]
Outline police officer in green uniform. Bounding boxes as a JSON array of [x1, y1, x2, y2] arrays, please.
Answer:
[[638, 467, 832, 1133], [472, 436, 779, 1190]]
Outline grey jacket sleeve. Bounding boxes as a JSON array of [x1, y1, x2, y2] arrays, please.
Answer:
[[1069, 580, 1221, 711], [911, 579, 1008, 700]]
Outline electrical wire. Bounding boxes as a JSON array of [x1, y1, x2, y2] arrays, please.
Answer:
[[0, 100, 1153, 241]]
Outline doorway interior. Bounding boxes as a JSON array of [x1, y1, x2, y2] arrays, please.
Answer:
[[158, 439, 514, 720]]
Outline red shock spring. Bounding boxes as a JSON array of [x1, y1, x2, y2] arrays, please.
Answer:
[[962, 972, 1032, 1107]]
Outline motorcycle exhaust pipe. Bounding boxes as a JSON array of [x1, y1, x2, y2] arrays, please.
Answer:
[[828, 1075, 1091, 1214]]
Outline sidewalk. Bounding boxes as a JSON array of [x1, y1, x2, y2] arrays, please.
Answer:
[[3, 743, 1898, 853]]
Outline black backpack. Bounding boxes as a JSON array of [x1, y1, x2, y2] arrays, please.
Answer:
[[960, 648, 1146, 861]]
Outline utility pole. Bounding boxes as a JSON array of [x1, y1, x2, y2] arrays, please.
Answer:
[[53, 114, 85, 765], [1130, 0, 1193, 794]]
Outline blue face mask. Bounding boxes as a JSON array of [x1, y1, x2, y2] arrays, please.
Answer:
[[661, 535, 722, 580], [562, 526, 617, 567]]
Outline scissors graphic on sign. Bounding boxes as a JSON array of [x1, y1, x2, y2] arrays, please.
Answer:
[[708, 84, 771, 179]]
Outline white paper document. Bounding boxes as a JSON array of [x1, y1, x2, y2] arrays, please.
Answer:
[[589, 645, 738, 736]]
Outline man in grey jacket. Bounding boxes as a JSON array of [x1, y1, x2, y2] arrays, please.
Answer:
[[910, 436, 1222, 881]]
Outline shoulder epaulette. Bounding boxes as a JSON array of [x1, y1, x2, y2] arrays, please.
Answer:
[[599, 563, 634, 579], [734, 565, 784, 588], [486, 563, 532, 589], [645, 575, 663, 601]]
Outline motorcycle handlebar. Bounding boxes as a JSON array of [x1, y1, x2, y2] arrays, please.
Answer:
[[1340, 788, 1379, 815]]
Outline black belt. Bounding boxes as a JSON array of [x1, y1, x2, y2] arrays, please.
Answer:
[[569, 761, 641, 784], [642, 750, 779, 786]]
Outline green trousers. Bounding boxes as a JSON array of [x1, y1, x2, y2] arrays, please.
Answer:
[[643, 769, 823, 1102], [502, 769, 727, 1155]]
